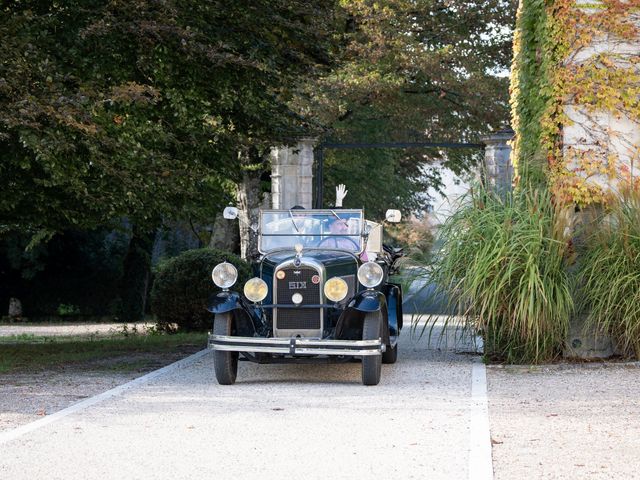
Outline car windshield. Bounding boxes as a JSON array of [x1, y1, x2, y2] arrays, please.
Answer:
[[259, 209, 364, 253]]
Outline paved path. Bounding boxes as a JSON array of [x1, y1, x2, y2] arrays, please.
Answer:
[[0, 323, 489, 480]]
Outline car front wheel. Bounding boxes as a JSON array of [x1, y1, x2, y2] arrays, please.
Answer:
[[361, 311, 382, 386], [213, 312, 238, 385], [382, 342, 398, 364]]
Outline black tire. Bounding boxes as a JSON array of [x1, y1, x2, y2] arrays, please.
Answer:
[[382, 342, 398, 364], [361, 311, 382, 386], [213, 313, 238, 385]]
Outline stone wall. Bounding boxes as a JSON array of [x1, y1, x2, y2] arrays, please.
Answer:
[[562, 3, 640, 196]]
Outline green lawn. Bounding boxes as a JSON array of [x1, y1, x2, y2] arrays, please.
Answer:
[[0, 332, 207, 374]]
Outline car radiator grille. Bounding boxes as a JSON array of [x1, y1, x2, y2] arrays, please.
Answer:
[[276, 309, 320, 330], [274, 266, 321, 331]]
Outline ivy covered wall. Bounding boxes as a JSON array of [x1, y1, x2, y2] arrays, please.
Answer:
[[510, 0, 640, 204]]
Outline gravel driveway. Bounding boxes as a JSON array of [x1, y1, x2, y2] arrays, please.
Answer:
[[2, 320, 638, 479], [488, 363, 640, 480], [0, 323, 483, 480], [0, 322, 147, 338]]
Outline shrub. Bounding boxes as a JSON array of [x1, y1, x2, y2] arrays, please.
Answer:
[[150, 248, 251, 331], [385, 217, 434, 266], [425, 185, 574, 363], [578, 188, 640, 358]]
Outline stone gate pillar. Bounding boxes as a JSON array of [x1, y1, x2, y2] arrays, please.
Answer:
[[481, 129, 514, 193], [270, 138, 315, 209]]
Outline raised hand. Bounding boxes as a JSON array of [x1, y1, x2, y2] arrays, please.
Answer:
[[335, 183, 348, 207]]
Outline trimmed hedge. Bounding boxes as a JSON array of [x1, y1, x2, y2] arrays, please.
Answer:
[[150, 248, 251, 331]]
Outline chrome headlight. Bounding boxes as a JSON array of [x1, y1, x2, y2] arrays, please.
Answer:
[[324, 277, 348, 302], [211, 262, 238, 289], [358, 261, 383, 288], [244, 277, 268, 303]]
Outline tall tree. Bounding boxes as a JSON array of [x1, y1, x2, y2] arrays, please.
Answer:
[[0, 0, 338, 315], [297, 0, 516, 217], [0, 0, 337, 239]]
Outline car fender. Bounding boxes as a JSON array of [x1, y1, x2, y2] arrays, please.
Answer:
[[207, 291, 258, 337], [348, 289, 386, 313], [207, 291, 243, 314], [335, 290, 390, 344], [383, 283, 403, 336]]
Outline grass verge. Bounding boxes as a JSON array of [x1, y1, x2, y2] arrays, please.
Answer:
[[0, 332, 207, 374]]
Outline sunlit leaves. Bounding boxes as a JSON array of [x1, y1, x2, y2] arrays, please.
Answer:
[[0, 0, 337, 237]]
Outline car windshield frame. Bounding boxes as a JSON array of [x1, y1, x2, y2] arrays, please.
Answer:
[[258, 209, 365, 254]]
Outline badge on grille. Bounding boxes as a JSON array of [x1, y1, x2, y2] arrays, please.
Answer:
[[289, 281, 307, 290], [311, 275, 320, 284], [276, 270, 285, 279]]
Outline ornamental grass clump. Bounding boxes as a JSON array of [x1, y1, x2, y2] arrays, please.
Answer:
[[429, 186, 574, 363], [578, 188, 640, 358]]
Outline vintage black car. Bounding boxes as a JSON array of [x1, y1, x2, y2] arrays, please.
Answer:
[[207, 208, 404, 385]]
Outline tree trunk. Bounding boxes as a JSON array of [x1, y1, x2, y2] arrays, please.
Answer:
[[209, 212, 240, 254], [237, 149, 270, 261], [237, 170, 262, 261], [119, 226, 155, 322]]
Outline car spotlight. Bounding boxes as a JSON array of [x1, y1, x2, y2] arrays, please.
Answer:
[[212, 262, 238, 289], [357, 262, 383, 288]]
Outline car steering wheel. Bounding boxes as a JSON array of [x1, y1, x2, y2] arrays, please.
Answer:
[[317, 236, 360, 250]]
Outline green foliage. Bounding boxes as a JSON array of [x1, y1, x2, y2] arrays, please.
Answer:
[[0, 0, 337, 239], [306, 0, 516, 216], [56, 304, 81, 317], [427, 185, 574, 363], [322, 148, 446, 220], [578, 189, 640, 358], [509, 0, 558, 184], [150, 248, 251, 332], [315, 0, 515, 139], [385, 219, 434, 265]]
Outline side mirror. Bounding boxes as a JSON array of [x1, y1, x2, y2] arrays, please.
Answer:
[[385, 209, 402, 223], [223, 206, 238, 220]]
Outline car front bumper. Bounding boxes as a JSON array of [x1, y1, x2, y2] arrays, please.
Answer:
[[208, 335, 385, 356]]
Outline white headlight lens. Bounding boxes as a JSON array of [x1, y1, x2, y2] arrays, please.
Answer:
[[324, 277, 348, 302], [358, 261, 383, 288], [244, 277, 268, 303], [211, 262, 238, 289]]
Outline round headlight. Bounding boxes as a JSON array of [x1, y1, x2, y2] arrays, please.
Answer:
[[324, 277, 349, 302], [211, 262, 238, 289], [244, 277, 268, 303], [358, 262, 383, 288]]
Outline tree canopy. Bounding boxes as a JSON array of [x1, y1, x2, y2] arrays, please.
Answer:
[[306, 0, 516, 216], [0, 0, 337, 240], [1, 0, 516, 234]]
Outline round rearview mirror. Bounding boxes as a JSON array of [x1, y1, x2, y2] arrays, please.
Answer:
[[385, 209, 402, 223], [223, 206, 239, 220]]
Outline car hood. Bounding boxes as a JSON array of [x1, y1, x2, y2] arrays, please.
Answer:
[[261, 249, 358, 270]]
